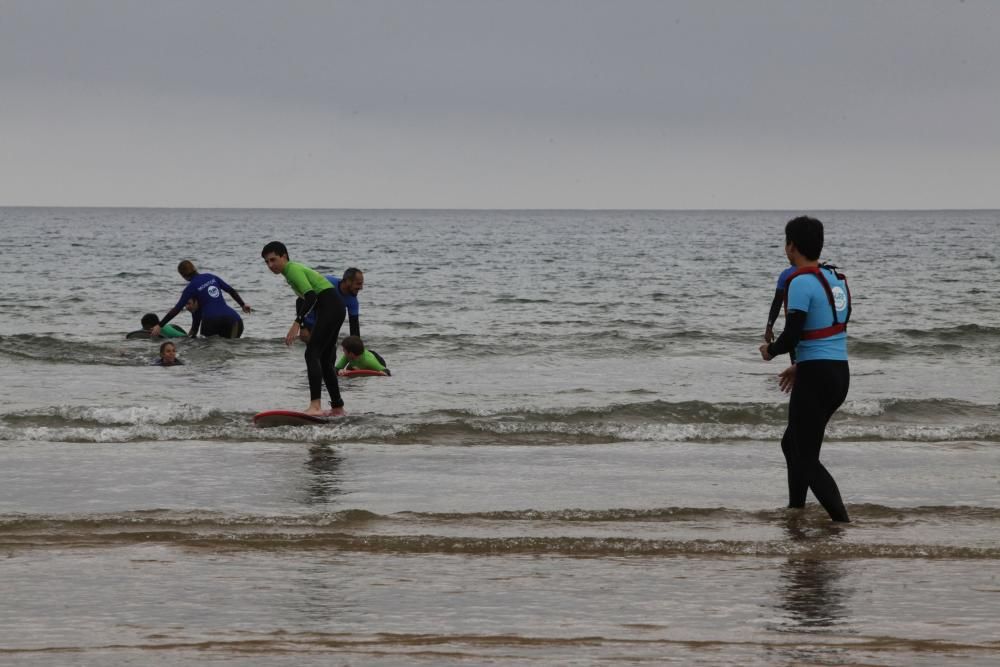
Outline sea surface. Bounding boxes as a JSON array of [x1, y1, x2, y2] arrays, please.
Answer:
[[1, 208, 998, 665]]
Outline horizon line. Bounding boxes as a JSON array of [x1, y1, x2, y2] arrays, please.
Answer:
[[2, 205, 998, 213]]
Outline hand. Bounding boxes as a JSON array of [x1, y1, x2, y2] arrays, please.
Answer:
[[759, 342, 773, 361], [764, 326, 774, 343], [150, 325, 161, 337], [285, 322, 300, 346], [778, 365, 796, 393], [241, 304, 254, 314], [337, 370, 347, 377]]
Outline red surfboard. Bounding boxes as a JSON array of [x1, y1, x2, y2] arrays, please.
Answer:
[[252, 409, 341, 427], [340, 369, 389, 378]]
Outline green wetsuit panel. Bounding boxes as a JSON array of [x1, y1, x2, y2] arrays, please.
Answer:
[[161, 323, 186, 338], [282, 261, 332, 297], [336, 349, 387, 372]]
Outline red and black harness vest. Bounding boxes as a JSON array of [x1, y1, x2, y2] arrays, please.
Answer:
[[783, 265, 852, 340]]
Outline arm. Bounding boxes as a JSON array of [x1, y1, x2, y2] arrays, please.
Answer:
[[295, 293, 318, 325], [188, 308, 202, 337], [157, 305, 183, 328], [764, 289, 783, 342], [219, 277, 252, 313], [762, 310, 806, 359], [285, 293, 317, 346], [158, 282, 197, 328], [348, 315, 360, 337], [777, 364, 796, 393]]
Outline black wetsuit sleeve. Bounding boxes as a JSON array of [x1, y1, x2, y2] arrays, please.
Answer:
[[223, 285, 247, 308], [158, 306, 182, 327], [189, 310, 202, 337], [767, 290, 784, 327], [348, 315, 360, 337], [295, 292, 317, 324], [767, 310, 807, 358]]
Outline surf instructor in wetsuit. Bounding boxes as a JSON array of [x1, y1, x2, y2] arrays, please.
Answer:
[[261, 241, 346, 417], [152, 260, 251, 338], [759, 216, 852, 523], [300, 268, 364, 339]]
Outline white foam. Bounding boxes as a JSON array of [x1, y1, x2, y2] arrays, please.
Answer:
[[57, 404, 219, 425]]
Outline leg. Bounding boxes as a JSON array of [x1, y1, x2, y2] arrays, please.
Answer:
[[303, 342, 324, 406], [306, 290, 346, 412], [780, 424, 808, 508], [318, 293, 346, 409], [200, 317, 221, 337], [790, 362, 850, 522], [200, 316, 242, 339]]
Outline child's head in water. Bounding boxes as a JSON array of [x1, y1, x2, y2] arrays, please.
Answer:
[[158, 341, 181, 366], [140, 313, 160, 330]]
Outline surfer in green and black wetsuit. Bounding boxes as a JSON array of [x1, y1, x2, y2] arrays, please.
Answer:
[[140, 313, 186, 338], [261, 241, 347, 416], [336, 335, 390, 376]]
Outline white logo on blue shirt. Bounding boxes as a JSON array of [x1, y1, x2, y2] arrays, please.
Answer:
[[207, 285, 220, 299], [832, 285, 848, 312]]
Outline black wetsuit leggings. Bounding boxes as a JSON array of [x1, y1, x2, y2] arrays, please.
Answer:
[[781, 360, 850, 522], [306, 289, 346, 407], [201, 317, 244, 338]]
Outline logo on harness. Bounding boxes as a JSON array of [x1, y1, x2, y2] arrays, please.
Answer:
[[832, 285, 848, 312]]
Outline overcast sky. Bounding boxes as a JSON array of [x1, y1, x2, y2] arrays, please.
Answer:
[[2, 0, 999, 209]]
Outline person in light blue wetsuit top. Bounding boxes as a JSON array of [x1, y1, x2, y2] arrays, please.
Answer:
[[302, 268, 364, 337], [152, 260, 253, 338], [759, 216, 852, 523]]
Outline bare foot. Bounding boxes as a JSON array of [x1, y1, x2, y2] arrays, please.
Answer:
[[303, 401, 325, 416], [328, 407, 346, 417]]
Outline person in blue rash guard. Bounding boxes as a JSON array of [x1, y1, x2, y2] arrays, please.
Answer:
[[152, 260, 253, 338], [300, 268, 364, 338], [764, 265, 798, 344], [759, 216, 852, 523]]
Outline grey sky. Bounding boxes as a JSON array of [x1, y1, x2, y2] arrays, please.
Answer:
[[2, 0, 999, 208]]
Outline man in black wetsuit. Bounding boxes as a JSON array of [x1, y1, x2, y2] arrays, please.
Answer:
[[759, 216, 852, 523]]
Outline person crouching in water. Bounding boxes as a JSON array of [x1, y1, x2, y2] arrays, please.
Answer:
[[154, 341, 184, 366], [336, 335, 390, 376], [152, 260, 251, 339], [140, 313, 186, 338], [261, 241, 346, 416]]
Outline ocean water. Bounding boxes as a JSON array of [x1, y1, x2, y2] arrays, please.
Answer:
[[1, 208, 998, 665]]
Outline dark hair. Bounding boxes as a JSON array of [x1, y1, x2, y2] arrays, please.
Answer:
[[177, 260, 197, 279], [141, 313, 160, 329], [159, 341, 176, 355], [785, 216, 824, 260], [342, 267, 362, 281], [341, 335, 365, 355], [261, 241, 288, 258]]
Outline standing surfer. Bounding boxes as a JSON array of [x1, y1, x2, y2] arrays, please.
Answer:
[[759, 216, 852, 522], [261, 242, 347, 416]]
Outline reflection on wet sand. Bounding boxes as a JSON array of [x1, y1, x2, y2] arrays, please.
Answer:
[[764, 513, 856, 663], [304, 444, 344, 504], [777, 514, 852, 631]]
